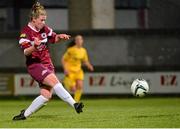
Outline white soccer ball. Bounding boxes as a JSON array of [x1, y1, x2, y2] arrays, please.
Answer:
[[131, 78, 149, 97]]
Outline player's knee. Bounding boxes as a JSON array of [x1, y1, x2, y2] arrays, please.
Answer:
[[40, 90, 52, 100], [70, 86, 76, 92], [76, 80, 83, 90], [43, 73, 60, 87]]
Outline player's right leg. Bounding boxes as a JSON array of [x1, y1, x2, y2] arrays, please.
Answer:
[[43, 73, 84, 113]]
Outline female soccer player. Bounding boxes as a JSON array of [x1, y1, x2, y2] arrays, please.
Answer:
[[62, 35, 94, 102], [13, 2, 83, 121]]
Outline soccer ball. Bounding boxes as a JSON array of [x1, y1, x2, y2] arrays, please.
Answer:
[[131, 78, 149, 97]]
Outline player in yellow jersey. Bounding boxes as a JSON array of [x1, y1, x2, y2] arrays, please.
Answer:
[[61, 35, 94, 102]]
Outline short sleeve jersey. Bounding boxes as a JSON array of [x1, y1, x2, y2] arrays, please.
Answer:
[[63, 46, 89, 72], [19, 23, 56, 68]]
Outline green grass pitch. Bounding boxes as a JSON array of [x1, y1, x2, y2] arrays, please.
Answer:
[[0, 97, 180, 128]]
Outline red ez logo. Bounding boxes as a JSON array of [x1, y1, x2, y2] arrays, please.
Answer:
[[160, 75, 177, 86], [20, 77, 36, 87], [89, 75, 105, 86]]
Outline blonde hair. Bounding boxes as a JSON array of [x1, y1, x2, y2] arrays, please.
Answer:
[[30, 2, 46, 20]]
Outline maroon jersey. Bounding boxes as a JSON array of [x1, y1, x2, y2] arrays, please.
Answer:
[[19, 23, 56, 68]]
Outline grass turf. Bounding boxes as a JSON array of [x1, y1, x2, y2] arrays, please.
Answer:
[[0, 97, 180, 128]]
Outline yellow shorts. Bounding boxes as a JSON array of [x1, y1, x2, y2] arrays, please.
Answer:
[[63, 70, 84, 91]]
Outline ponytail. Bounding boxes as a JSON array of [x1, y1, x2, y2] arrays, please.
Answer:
[[30, 1, 46, 20]]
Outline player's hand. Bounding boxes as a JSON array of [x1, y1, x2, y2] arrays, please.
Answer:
[[88, 65, 94, 72], [57, 34, 71, 40], [34, 37, 41, 49], [64, 69, 69, 76]]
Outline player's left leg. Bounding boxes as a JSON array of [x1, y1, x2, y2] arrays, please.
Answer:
[[23, 86, 53, 118], [63, 74, 76, 92], [13, 86, 52, 120], [74, 80, 83, 102], [74, 70, 84, 102]]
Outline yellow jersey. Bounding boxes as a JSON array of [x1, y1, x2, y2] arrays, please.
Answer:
[[63, 46, 88, 72]]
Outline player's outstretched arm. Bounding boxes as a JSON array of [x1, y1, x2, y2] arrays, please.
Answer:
[[55, 34, 71, 43], [84, 61, 94, 72]]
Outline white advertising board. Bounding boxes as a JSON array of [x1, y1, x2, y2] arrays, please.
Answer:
[[14, 74, 64, 95], [14, 72, 180, 95]]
